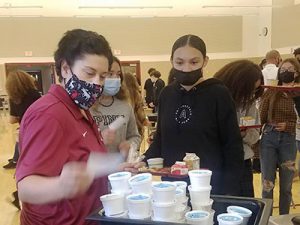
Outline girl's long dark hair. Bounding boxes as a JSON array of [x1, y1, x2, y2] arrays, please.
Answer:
[[214, 59, 264, 110]]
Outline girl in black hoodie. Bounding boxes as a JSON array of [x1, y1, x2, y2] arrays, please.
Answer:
[[143, 34, 244, 196]]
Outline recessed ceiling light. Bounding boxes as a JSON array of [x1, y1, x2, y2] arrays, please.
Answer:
[[0, 4, 43, 9], [78, 6, 173, 9]]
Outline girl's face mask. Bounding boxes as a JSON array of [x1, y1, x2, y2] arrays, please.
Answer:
[[173, 67, 203, 86], [278, 71, 295, 84], [102, 78, 121, 96]]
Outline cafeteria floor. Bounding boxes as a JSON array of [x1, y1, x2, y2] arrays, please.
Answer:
[[0, 111, 299, 225]]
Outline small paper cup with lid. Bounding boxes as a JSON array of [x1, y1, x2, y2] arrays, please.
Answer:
[[128, 173, 152, 194], [147, 157, 164, 169], [185, 210, 210, 225], [108, 171, 131, 194], [188, 169, 212, 188], [152, 181, 176, 203], [126, 193, 151, 219], [227, 206, 252, 225], [217, 213, 244, 225], [188, 185, 211, 204], [100, 193, 125, 216]]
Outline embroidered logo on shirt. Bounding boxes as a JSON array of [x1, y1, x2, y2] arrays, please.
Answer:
[[175, 104, 192, 124], [82, 131, 88, 137]]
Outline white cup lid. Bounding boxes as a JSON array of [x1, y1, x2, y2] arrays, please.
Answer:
[[217, 213, 243, 225], [147, 158, 164, 163], [227, 206, 252, 217], [100, 193, 123, 202], [152, 182, 176, 191], [129, 173, 152, 184], [127, 194, 151, 202], [108, 171, 131, 180], [188, 169, 212, 176]]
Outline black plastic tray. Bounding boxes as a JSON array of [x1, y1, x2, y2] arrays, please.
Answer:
[[86, 195, 273, 225]]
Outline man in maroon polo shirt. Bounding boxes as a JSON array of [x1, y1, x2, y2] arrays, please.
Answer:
[[16, 29, 141, 225]]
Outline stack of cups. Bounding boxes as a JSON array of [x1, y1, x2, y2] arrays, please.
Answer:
[[108, 171, 132, 213], [188, 169, 214, 224], [227, 206, 252, 225], [175, 188, 189, 222], [152, 181, 177, 222], [126, 194, 152, 220]]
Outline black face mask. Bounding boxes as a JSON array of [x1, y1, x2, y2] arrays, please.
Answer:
[[173, 68, 203, 86], [278, 71, 295, 83]]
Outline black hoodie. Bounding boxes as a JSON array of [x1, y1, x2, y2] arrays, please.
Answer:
[[144, 78, 244, 196]]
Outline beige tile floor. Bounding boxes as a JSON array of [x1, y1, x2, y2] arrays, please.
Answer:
[[0, 111, 299, 225]]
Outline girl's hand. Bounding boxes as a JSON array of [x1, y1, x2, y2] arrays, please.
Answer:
[[119, 141, 131, 158], [275, 122, 286, 131], [102, 128, 116, 145], [118, 162, 146, 174]]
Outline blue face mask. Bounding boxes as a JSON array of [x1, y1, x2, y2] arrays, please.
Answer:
[[103, 78, 121, 96]]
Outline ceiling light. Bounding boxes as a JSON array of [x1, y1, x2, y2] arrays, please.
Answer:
[[74, 15, 130, 18], [0, 15, 43, 17], [74, 15, 103, 18], [130, 15, 155, 18], [202, 5, 274, 8], [12, 15, 43, 17], [0, 4, 43, 9], [78, 6, 173, 9], [202, 5, 280, 8]]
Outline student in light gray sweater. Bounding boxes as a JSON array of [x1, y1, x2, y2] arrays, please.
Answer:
[[91, 57, 141, 162]]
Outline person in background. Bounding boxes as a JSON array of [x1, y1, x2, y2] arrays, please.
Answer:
[[293, 48, 300, 179], [214, 60, 264, 197], [143, 68, 156, 108], [16, 29, 141, 225], [259, 58, 300, 215], [91, 57, 141, 162], [294, 47, 300, 64], [259, 58, 267, 70], [4, 70, 41, 210], [143, 34, 244, 196], [262, 50, 282, 85], [296, 117, 300, 180], [167, 68, 176, 85], [123, 72, 148, 140], [3, 71, 41, 170], [150, 70, 165, 112]]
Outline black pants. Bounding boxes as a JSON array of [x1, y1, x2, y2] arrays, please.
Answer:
[[240, 159, 254, 197]]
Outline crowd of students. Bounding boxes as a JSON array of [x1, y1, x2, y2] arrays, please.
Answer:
[[2, 28, 300, 224]]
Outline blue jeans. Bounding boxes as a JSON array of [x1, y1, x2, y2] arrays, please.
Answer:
[[260, 125, 297, 215]]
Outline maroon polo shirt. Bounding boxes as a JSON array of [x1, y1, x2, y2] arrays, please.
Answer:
[[16, 84, 108, 225]]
